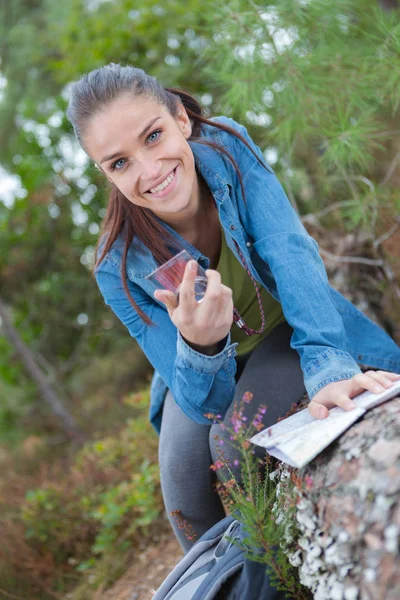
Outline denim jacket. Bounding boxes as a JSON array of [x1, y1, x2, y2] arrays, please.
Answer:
[[94, 116, 400, 433]]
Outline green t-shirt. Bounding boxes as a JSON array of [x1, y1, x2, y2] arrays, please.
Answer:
[[216, 231, 286, 356]]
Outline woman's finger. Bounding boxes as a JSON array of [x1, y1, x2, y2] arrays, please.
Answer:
[[220, 283, 233, 297], [372, 370, 400, 382], [222, 286, 234, 323], [333, 393, 356, 411], [203, 269, 222, 302], [361, 370, 396, 389], [178, 260, 198, 309], [349, 372, 387, 397], [307, 400, 329, 420]]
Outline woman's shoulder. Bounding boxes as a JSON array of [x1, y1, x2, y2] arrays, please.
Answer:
[[200, 115, 246, 142], [200, 115, 270, 172]]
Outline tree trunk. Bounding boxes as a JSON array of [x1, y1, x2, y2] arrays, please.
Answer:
[[0, 296, 84, 441], [282, 395, 400, 599]]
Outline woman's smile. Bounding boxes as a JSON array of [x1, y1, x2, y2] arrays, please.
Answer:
[[146, 165, 179, 198]]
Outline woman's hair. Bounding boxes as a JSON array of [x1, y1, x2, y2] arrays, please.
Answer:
[[66, 63, 267, 324]]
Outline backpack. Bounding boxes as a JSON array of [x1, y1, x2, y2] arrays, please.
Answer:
[[153, 516, 293, 600]]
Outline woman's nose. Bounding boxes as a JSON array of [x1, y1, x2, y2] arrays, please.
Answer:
[[139, 157, 163, 184]]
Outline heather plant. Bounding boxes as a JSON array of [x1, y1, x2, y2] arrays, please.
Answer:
[[204, 392, 313, 600]]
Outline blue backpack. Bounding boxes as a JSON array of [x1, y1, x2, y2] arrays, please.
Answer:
[[153, 516, 293, 600]]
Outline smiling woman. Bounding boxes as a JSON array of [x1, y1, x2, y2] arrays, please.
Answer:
[[85, 95, 197, 223], [66, 63, 400, 553]]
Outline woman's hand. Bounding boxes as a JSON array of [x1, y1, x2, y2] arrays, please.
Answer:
[[308, 370, 400, 419], [154, 260, 234, 354]]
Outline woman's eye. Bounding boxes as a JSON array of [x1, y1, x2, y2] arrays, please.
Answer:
[[109, 129, 162, 172], [111, 158, 126, 171], [147, 129, 163, 143]]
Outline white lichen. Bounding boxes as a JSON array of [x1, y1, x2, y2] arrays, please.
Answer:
[[338, 531, 350, 543], [384, 523, 399, 553], [272, 452, 394, 600], [364, 568, 376, 582], [345, 447, 361, 460], [288, 548, 302, 567], [339, 564, 352, 578], [343, 586, 359, 600], [296, 509, 317, 532], [330, 580, 345, 599]]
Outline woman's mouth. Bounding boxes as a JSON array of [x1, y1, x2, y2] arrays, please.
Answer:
[[146, 166, 178, 198]]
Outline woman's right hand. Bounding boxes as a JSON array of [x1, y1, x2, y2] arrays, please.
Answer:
[[154, 260, 233, 354]]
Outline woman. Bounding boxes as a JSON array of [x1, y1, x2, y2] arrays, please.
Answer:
[[66, 63, 400, 552]]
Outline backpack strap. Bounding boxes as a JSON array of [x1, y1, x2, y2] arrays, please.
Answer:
[[193, 546, 244, 600], [153, 517, 236, 600]]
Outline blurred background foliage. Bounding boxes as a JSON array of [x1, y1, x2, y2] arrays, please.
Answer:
[[0, 0, 399, 597]]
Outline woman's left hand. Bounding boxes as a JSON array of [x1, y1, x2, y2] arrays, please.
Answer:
[[308, 370, 400, 419]]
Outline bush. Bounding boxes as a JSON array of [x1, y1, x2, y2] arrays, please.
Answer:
[[1, 388, 162, 597]]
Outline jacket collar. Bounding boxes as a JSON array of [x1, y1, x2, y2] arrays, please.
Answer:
[[189, 140, 231, 206]]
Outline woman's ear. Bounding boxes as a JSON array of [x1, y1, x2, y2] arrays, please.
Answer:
[[177, 104, 192, 139]]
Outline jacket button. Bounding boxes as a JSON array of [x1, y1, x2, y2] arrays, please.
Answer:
[[230, 224, 235, 230], [246, 241, 251, 247]]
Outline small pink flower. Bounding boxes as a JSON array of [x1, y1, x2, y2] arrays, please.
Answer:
[[242, 391, 254, 404], [305, 475, 313, 488]]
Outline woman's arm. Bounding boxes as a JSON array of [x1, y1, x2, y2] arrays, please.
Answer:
[[216, 118, 400, 411], [95, 257, 238, 424]]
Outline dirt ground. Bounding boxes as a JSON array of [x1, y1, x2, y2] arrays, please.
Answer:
[[101, 527, 182, 600]]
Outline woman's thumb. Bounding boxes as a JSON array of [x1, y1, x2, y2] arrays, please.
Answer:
[[154, 290, 178, 314]]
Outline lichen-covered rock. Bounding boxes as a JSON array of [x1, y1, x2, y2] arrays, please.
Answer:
[[276, 396, 400, 599]]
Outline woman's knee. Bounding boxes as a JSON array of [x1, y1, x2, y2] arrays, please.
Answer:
[[159, 391, 212, 488], [209, 421, 267, 486], [209, 422, 243, 481]]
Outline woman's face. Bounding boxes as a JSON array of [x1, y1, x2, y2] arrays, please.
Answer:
[[84, 94, 199, 225]]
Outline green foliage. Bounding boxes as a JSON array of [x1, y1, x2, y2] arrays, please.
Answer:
[[209, 393, 311, 599], [0, 378, 34, 445], [199, 0, 400, 218], [84, 461, 160, 559], [21, 391, 161, 572], [0, 388, 161, 597]]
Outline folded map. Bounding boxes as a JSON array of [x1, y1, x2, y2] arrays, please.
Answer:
[[249, 380, 400, 469]]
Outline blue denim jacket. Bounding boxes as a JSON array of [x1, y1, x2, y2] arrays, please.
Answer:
[[94, 116, 400, 433]]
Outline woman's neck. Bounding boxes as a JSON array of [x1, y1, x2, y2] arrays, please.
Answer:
[[160, 175, 222, 267], [184, 190, 221, 268]]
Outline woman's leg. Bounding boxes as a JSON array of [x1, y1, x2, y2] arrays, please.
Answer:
[[158, 390, 226, 552], [159, 320, 306, 551], [210, 320, 306, 480]]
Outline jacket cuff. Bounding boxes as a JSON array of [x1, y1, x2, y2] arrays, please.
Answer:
[[304, 349, 362, 399], [176, 331, 238, 374]]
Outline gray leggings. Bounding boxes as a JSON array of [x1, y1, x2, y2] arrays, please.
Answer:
[[158, 320, 306, 552]]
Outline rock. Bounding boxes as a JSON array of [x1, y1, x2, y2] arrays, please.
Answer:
[[277, 396, 400, 600], [367, 439, 400, 467]]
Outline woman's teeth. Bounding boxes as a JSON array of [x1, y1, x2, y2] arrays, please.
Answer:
[[149, 168, 176, 194]]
